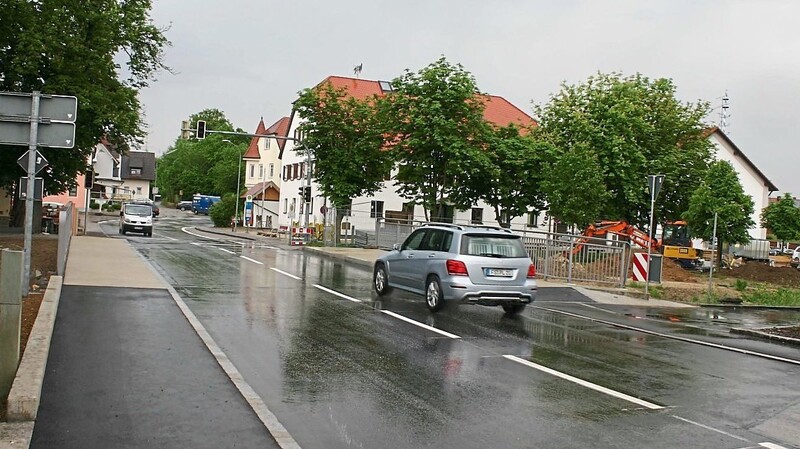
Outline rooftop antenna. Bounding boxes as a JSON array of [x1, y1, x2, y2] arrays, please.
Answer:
[[719, 90, 730, 134], [353, 63, 363, 79]]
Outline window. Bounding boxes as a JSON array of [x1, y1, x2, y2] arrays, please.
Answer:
[[292, 164, 298, 180], [420, 230, 452, 252], [471, 208, 483, 225], [269, 163, 274, 178], [264, 139, 270, 149], [300, 162, 305, 179], [527, 212, 539, 227], [379, 80, 394, 92], [461, 235, 527, 258], [402, 202, 415, 214], [370, 200, 384, 218], [68, 186, 77, 197], [290, 198, 296, 214], [136, 187, 142, 194], [283, 198, 288, 214], [251, 165, 256, 178], [259, 164, 264, 179], [130, 167, 142, 175], [402, 230, 426, 251]]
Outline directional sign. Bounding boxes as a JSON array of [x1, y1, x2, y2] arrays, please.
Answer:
[[0, 92, 78, 122], [17, 150, 48, 175], [647, 174, 665, 202], [0, 121, 75, 148], [18, 177, 43, 201]]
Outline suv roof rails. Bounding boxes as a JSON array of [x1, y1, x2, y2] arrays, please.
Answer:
[[464, 224, 514, 234], [421, 222, 464, 230]]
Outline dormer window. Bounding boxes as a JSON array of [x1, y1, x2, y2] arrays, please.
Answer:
[[379, 81, 393, 92], [130, 167, 142, 175]]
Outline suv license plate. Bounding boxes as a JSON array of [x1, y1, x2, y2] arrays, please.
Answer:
[[485, 268, 513, 277], [134, 226, 142, 230]]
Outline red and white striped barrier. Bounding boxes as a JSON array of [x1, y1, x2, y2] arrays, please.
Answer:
[[631, 253, 649, 282]]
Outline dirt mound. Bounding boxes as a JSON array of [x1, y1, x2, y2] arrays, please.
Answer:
[[661, 257, 702, 283], [720, 261, 800, 288]]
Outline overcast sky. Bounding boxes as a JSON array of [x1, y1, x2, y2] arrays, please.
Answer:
[[139, 0, 800, 195]]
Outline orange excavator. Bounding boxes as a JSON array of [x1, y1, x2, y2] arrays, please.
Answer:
[[573, 220, 704, 269]]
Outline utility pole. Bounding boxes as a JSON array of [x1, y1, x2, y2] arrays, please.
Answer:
[[644, 174, 665, 300], [22, 93, 41, 296]]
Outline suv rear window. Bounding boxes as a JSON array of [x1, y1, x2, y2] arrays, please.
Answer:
[[460, 234, 527, 258]]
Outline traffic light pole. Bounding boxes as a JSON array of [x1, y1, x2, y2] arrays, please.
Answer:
[[22, 92, 41, 296]]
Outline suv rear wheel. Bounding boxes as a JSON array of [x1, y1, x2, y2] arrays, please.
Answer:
[[374, 264, 392, 296], [425, 276, 445, 312]]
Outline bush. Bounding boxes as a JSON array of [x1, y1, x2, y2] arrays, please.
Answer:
[[734, 279, 748, 292], [209, 194, 237, 227], [89, 200, 99, 210]]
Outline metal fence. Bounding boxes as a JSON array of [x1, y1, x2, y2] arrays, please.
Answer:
[[366, 218, 630, 287]]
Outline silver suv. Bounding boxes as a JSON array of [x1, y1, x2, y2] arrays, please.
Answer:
[[373, 223, 537, 315]]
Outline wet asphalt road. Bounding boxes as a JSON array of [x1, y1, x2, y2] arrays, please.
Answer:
[[101, 212, 800, 449]]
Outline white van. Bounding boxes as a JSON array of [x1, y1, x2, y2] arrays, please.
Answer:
[[119, 202, 153, 236]]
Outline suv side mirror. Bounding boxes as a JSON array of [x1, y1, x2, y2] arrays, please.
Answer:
[[392, 243, 401, 251]]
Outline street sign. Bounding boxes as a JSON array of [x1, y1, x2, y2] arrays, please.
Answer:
[[647, 174, 665, 201], [0, 92, 77, 122], [0, 121, 75, 148], [18, 177, 43, 200], [17, 150, 48, 175], [320, 205, 328, 215]]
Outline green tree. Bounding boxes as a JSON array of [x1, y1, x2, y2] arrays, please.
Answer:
[[383, 57, 488, 220], [209, 193, 237, 227], [535, 72, 713, 228], [294, 82, 392, 239], [682, 160, 755, 266], [451, 125, 550, 227], [541, 142, 610, 228], [760, 193, 800, 247], [0, 0, 170, 198], [156, 109, 246, 203]]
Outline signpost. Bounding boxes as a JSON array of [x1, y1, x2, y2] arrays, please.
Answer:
[[0, 91, 78, 295], [645, 174, 665, 300]]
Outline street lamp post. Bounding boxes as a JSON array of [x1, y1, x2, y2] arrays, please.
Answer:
[[223, 139, 243, 231]]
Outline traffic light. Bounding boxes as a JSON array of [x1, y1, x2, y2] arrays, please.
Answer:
[[304, 186, 311, 203], [84, 170, 94, 189], [180, 120, 191, 139], [298, 185, 305, 199], [196, 120, 206, 139]]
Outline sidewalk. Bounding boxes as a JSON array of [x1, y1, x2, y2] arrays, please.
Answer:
[[1, 220, 289, 448]]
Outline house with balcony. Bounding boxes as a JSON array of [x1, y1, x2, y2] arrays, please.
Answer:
[[86, 142, 155, 205], [240, 117, 289, 227]]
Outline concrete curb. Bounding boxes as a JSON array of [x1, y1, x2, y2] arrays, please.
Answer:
[[6, 275, 62, 422], [730, 326, 800, 346]]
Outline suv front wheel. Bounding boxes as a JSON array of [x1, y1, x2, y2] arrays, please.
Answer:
[[374, 264, 392, 296], [425, 276, 445, 312]]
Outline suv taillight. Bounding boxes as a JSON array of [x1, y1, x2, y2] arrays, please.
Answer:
[[527, 263, 536, 278], [446, 260, 469, 276]]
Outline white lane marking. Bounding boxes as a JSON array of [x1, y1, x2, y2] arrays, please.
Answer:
[[240, 255, 263, 265], [181, 226, 222, 241], [381, 310, 461, 339], [503, 355, 663, 410], [671, 415, 748, 442], [535, 305, 800, 366], [190, 242, 203, 246], [313, 284, 362, 303], [217, 247, 236, 255], [156, 233, 178, 241], [760, 443, 790, 449], [270, 268, 301, 280]]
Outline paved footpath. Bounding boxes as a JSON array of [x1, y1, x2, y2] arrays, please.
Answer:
[[2, 229, 288, 448]]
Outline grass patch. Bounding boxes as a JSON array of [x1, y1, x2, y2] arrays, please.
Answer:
[[734, 279, 748, 292], [741, 287, 800, 306]]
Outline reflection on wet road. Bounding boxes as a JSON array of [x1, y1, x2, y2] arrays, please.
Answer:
[[107, 215, 800, 449]]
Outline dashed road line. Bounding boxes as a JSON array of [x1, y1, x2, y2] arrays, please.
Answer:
[[313, 284, 362, 303], [503, 355, 663, 410], [381, 310, 462, 339], [216, 247, 236, 255], [240, 255, 263, 265], [270, 268, 301, 280]]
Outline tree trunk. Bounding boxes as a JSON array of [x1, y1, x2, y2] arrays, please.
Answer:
[[716, 239, 724, 269]]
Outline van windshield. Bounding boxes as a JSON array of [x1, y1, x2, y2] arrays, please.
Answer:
[[125, 204, 152, 216]]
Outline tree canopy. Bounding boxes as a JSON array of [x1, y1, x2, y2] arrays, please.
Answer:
[[0, 0, 170, 195], [383, 57, 489, 220], [760, 193, 800, 245], [155, 109, 247, 202], [535, 72, 714, 228], [682, 160, 754, 264], [294, 82, 392, 213]]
